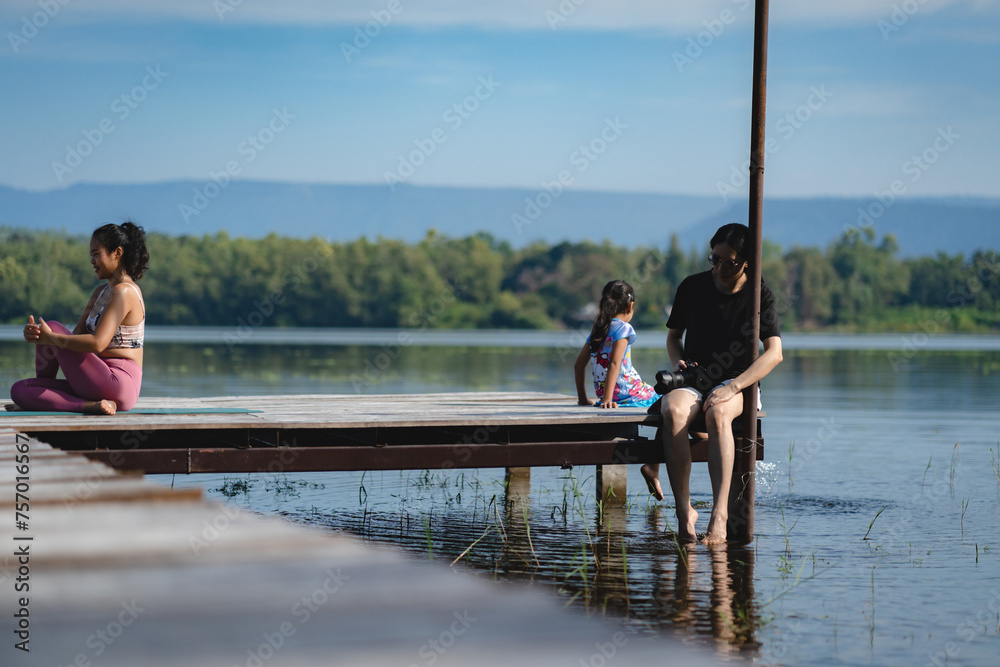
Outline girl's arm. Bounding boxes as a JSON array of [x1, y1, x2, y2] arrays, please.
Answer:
[[574, 343, 592, 406], [34, 285, 136, 353], [72, 286, 104, 335], [599, 338, 629, 409]]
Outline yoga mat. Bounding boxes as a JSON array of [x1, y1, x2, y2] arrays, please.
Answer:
[[1, 407, 263, 416]]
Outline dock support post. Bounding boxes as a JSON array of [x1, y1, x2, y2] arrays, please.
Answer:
[[505, 467, 530, 494], [730, 0, 770, 545], [596, 464, 627, 505]]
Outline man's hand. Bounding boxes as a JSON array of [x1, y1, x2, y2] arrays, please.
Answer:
[[703, 382, 739, 412]]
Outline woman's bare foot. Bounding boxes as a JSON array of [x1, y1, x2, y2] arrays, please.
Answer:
[[4, 403, 22, 412], [676, 507, 699, 543], [640, 464, 664, 501], [82, 399, 117, 415]]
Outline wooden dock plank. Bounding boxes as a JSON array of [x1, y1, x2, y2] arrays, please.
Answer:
[[0, 431, 726, 667], [1, 392, 658, 431]]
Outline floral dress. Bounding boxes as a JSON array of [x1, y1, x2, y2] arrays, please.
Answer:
[[587, 318, 659, 408]]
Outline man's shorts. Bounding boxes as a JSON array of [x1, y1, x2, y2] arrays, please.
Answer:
[[672, 378, 763, 411]]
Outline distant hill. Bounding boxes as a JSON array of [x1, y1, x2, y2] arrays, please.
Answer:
[[1, 181, 997, 257]]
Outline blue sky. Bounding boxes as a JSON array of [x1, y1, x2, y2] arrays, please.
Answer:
[[1, 0, 998, 198]]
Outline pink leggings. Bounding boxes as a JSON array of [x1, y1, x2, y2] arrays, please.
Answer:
[[9, 321, 142, 412]]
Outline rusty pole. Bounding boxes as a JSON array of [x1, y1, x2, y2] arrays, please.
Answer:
[[729, 0, 769, 544]]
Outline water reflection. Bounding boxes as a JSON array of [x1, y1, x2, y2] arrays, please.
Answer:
[[288, 469, 763, 658]]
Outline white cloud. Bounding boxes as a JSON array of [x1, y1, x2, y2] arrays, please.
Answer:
[[1, 0, 992, 32]]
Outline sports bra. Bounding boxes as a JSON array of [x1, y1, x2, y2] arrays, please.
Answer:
[[85, 283, 145, 350]]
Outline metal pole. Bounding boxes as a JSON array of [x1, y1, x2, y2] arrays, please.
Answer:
[[729, 0, 769, 544]]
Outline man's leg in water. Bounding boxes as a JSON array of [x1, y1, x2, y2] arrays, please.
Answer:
[[661, 389, 701, 541], [702, 396, 744, 544]]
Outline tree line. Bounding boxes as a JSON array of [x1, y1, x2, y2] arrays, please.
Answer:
[[1, 226, 997, 332]]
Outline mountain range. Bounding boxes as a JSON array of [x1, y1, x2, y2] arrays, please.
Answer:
[[1, 181, 997, 257]]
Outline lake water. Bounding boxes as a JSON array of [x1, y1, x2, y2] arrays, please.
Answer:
[[2, 329, 999, 665]]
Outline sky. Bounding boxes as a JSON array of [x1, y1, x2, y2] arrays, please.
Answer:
[[1, 0, 998, 199]]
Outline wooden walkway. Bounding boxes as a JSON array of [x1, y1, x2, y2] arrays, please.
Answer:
[[0, 428, 729, 666], [3, 393, 760, 477]]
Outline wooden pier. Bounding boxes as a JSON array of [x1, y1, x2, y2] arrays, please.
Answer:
[[1, 428, 732, 666], [3, 392, 762, 505]]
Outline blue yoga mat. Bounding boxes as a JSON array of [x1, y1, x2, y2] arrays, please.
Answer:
[[1, 407, 262, 416]]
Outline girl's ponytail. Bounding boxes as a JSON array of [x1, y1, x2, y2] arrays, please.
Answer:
[[588, 280, 634, 354]]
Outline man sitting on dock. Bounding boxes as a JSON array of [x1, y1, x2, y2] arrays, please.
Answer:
[[645, 223, 782, 544]]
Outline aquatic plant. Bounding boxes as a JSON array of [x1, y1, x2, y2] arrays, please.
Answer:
[[423, 514, 433, 559], [921, 452, 933, 490], [950, 443, 962, 490], [862, 507, 886, 541], [216, 475, 255, 498], [787, 440, 795, 490]]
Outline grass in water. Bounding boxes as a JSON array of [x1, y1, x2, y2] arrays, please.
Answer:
[[921, 452, 933, 490], [862, 507, 886, 541], [423, 514, 433, 560]]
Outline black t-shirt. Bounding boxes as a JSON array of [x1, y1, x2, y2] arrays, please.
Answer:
[[666, 270, 781, 384]]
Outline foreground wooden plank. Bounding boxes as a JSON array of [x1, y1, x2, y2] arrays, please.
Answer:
[[0, 431, 726, 666]]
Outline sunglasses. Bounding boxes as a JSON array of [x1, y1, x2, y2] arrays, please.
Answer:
[[708, 253, 745, 271]]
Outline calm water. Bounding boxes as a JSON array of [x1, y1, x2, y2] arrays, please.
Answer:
[[2, 330, 999, 665]]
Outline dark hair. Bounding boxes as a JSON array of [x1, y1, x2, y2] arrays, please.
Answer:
[[589, 280, 634, 355], [709, 223, 750, 262], [92, 221, 150, 280]]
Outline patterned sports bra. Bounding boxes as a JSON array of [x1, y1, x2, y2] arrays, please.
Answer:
[[85, 283, 145, 350]]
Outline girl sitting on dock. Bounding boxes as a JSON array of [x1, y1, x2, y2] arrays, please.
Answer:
[[7, 222, 149, 415], [574, 279, 660, 411]]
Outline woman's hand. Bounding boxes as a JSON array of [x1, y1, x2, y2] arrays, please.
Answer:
[[23, 316, 41, 343], [23, 316, 54, 346]]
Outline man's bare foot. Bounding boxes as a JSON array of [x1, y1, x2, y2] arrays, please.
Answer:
[[676, 507, 699, 543], [702, 514, 728, 544], [83, 400, 117, 415], [4, 403, 22, 412], [640, 464, 664, 501]]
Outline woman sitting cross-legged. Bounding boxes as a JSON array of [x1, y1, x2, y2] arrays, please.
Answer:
[[7, 222, 149, 415]]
